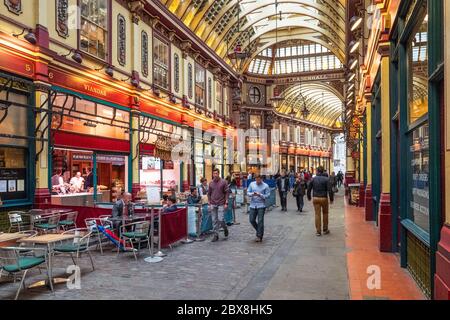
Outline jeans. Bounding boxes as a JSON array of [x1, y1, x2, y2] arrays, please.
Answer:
[[296, 195, 304, 211], [279, 191, 288, 210], [209, 205, 228, 237], [313, 197, 329, 233], [249, 207, 265, 238]]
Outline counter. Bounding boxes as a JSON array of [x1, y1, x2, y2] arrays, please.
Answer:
[[51, 191, 111, 207]]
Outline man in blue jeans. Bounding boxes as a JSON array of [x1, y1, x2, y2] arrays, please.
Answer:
[[247, 174, 271, 242]]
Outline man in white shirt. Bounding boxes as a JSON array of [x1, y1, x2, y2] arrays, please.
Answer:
[[70, 172, 84, 192]]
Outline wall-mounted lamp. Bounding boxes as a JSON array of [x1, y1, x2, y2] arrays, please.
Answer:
[[95, 64, 114, 77], [12, 28, 36, 45], [61, 49, 83, 64]]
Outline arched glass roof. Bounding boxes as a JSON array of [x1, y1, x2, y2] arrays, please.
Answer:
[[247, 40, 343, 75], [160, 0, 346, 73], [275, 83, 344, 127]]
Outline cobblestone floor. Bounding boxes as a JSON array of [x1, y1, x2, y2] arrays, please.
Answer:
[[0, 190, 350, 300]]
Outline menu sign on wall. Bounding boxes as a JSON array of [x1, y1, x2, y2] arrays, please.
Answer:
[[0, 168, 26, 200], [409, 123, 430, 233]]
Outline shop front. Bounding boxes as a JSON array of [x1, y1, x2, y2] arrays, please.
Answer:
[[296, 147, 309, 172], [137, 114, 185, 198], [389, 0, 444, 298], [50, 89, 131, 206], [0, 72, 34, 208]]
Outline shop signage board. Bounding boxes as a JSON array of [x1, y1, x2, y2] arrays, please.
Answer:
[[146, 186, 161, 205], [0, 168, 26, 200], [48, 67, 130, 107], [0, 48, 34, 78]]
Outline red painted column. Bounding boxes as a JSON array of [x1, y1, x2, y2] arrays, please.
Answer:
[[34, 188, 51, 208], [364, 184, 373, 221], [359, 183, 366, 207], [435, 224, 450, 300], [378, 193, 392, 252]]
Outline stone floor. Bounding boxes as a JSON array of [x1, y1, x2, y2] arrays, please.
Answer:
[[0, 189, 424, 300]]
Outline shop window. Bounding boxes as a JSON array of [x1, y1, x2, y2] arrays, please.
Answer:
[[249, 115, 261, 129], [195, 64, 205, 107], [408, 123, 430, 232], [51, 95, 129, 140], [51, 149, 127, 203], [80, 0, 108, 60], [408, 14, 428, 124], [0, 147, 27, 201], [153, 37, 169, 90], [0, 91, 28, 147]]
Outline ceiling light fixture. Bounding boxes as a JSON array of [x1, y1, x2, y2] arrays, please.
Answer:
[[349, 40, 360, 54]]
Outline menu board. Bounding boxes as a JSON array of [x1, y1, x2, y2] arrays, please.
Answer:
[[0, 168, 26, 200], [409, 123, 429, 233], [142, 156, 161, 170]]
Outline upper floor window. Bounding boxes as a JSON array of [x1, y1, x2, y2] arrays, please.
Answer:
[[153, 37, 169, 90], [195, 64, 205, 107], [80, 0, 108, 60]]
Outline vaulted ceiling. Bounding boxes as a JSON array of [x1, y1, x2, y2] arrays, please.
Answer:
[[159, 0, 347, 128]]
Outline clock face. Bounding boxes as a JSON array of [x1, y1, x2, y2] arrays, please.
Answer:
[[249, 86, 262, 104]]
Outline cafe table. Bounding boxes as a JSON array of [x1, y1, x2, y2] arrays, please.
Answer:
[[0, 232, 29, 247], [20, 233, 76, 291]]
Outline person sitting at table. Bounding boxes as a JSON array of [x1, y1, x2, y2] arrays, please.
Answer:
[[162, 195, 178, 213], [161, 194, 169, 206], [111, 192, 134, 229], [70, 172, 85, 193], [187, 187, 201, 205]]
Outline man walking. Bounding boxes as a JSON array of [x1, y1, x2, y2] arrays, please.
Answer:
[[293, 175, 307, 212], [276, 170, 290, 211], [247, 174, 271, 242], [307, 166, 334, 236], [208, 168, 230, 242]]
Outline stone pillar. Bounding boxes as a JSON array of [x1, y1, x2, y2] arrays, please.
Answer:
[[378, 51, 393, 252], [364, 99, 373, 221], [34, 85, 51, 207]]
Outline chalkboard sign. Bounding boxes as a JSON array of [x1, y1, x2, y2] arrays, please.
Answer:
[[0, 168, 27, 200]]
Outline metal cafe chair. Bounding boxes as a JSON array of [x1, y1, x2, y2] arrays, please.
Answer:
[[119, 221, 151, 260], [7, 211, 27, 232], [58, 211, 78, 231], [53, 228, 95, 271], [84, 217, 113, 255], [0, 246, 49, 300], [34, 214, 61, 234]]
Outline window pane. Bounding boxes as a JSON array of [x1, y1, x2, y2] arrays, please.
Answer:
[[408, 14, 428, 123]]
